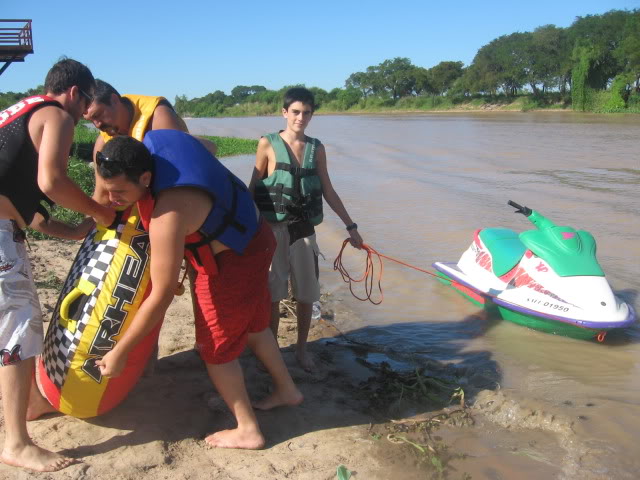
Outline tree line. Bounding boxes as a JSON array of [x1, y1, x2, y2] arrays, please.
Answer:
[[174, 9, 639, 115]]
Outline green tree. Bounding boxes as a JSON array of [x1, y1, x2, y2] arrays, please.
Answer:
[[377, 57, 418, 100], [174, 94, 188, 114], [428, 61, 464, 96], [470, 33, 532, 96], [309, 87, 329, 109], [614, 10, 640, 92], [345, 71, 375, 100], [413, 67, 433, 96], [327, 87, 341, 102], [469, 39, 504, 95], [254, 89, 281, 107], [567, 10, 630, 89], [527, 25, 570, 94], [336, 87, 362, 110], [571, 45, 595, 111], [448, 66, 473, 97]]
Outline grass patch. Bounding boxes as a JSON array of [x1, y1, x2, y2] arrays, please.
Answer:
[[71, 123, 98, 162], [28, 155, 95, 240], [35, 271, 65, 290], [201, 135, 258, 157]]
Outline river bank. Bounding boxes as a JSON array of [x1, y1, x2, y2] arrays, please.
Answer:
[[0, 237, 624, 480], [182, 95, 640, 118], [184, 102, 571, 119]]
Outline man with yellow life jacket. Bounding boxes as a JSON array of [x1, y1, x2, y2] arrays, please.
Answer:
[[249, 87, 363, 372], [83, 79, 216, 205], [0, 58, 115, 473], [82, 79, 217, 368], [93, 130, 303, 450]]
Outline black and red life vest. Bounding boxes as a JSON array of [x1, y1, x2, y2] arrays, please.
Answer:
[[0, 95, 61, 224]]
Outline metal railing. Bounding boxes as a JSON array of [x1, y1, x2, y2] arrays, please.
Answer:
[[0, 19, 33, 49]]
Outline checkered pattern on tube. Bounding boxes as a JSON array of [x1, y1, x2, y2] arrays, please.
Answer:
[[42, 228, 120, 388]]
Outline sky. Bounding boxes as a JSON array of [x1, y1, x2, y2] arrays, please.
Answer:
[[1, 0, 638, 102]]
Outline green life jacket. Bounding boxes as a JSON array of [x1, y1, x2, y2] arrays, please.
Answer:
[[254, 132, 324, 225]]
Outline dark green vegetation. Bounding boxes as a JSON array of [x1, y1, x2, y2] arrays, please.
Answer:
[[28, 125, 257, 240], [0, 86, 42, 110], [357, 357, 474, 478], [171, 9, 639, 115]]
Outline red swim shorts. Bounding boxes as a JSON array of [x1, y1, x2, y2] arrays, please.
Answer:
[[192, 220, 276, 364]]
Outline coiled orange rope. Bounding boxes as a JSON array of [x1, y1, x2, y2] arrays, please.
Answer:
[[333, 239, 446, 305]]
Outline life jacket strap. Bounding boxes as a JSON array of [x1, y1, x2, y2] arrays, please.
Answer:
[[274, 162, 317, 177], [185, 174, 248, 250]]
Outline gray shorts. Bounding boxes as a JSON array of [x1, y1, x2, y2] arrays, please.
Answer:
[[0, 220, 43, 366], [268, 222, 321, 304]]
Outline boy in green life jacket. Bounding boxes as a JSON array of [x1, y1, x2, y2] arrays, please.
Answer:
[[248, 87, 363, 371]]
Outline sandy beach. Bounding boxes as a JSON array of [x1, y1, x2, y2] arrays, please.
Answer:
[[0, 238, 446, 480], [0, 236, 628, 480]]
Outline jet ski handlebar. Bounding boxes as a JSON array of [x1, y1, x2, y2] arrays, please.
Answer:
[[508, 200, 532, 217]]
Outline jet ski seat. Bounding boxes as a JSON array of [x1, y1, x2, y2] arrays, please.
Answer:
[[479, 228, 527, 277]]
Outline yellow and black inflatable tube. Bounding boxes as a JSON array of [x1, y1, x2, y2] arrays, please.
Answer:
[[38, 204, 156, 418]]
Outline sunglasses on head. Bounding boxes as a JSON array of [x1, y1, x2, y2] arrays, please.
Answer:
[[95, 150, 118, 167]]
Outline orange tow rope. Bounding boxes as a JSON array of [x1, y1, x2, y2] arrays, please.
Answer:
[[333, 239, 446, 305]]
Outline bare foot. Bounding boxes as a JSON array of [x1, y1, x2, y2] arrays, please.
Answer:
[[296, 350, 315, 372], [204, 427, 265, 450], [1, 444, 77, 472], [26, 389, 57, 421], [253, 386, 304, 411]]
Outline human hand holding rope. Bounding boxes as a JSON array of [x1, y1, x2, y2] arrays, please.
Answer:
[[333, 239, 384, 305], [348, 228, 363, 249]]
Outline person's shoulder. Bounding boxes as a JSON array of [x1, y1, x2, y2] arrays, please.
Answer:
[[257, 135, 277, 153], [152, 102, 180, 119], [254, 137, 274, 168], [261, 132, 280, 142], [156, 98, 172, 109], [154, 100, 175, 113], [258, 135, 271, 146], [30, 102, 65, 118], [29, 103, 72, 127]]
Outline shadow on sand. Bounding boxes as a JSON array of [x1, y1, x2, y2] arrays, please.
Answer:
[[64, 311, 502, 459]]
